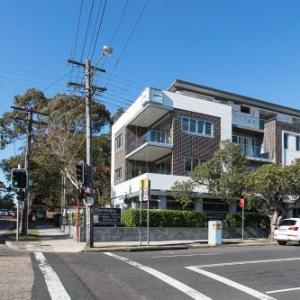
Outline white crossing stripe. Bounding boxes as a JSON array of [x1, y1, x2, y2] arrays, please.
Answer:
[[104, 252, 212, 300], [192, 257, 300, 268], [152, 253, 221, 259], [186, 266, 277, 300], [266, 287, 300, 294], [34, 252, 71, 300]]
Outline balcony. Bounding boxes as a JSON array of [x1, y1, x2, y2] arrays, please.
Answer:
[[126, 130, 173, 162], [232, 111, 260, 130], [128, 88, 172, 127], [236, 143, 273, 162]]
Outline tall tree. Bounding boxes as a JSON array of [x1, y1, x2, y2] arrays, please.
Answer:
[[171, 141, 249, 208], [245, 163, 292, 237]]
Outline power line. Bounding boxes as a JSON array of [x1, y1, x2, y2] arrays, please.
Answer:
[[43, 71, 71, 92], [90, 0, 108, 62], [80, 0, 96, 62], [71, 0, 84, 59], [106, 0, 150, 86], [110, 0, 129, 46], [87, 0, 103, 59]]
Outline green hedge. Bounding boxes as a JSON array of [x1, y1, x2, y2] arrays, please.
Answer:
[[224, 213, 269, 229], [66, 212, 85, 226], [121, 209, 205, 227]]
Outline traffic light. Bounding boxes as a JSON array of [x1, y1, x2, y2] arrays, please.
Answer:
[[17, 190, 25, 201], [11, 169, 27, 189], [76, 161, 85, 185]]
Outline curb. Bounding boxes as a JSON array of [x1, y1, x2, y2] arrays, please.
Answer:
[[82, 241, 277, 253]]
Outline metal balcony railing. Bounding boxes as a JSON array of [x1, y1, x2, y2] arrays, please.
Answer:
[[127, 130, 172, 154]]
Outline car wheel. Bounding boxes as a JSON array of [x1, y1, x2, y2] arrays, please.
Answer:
[[277, 241, 287, 245]]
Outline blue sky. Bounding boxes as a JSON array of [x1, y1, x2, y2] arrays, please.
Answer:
[[1, 0, 300, 183]]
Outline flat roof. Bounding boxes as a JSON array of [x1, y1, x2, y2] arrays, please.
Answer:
[[168, 79, 300, 118]]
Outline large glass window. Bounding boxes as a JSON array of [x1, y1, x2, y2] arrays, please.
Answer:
[[181, 117, 213, 137]]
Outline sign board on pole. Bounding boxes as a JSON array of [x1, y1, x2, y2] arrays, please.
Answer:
[[143, 179, 149, 201], [86, 196, 94, 206], [240, 198, 246, 208], [93, 208, 121, 226]]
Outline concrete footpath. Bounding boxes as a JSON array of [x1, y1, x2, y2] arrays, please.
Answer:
[[5, 224, 277, 253]]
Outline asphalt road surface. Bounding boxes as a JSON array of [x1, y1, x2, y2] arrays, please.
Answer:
[[1, 217, 300, 300]]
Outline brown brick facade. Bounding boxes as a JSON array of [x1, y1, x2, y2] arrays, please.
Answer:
[[172, 108, 221, 175]]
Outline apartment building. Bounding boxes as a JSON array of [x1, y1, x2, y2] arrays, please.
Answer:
[[111, 80, 300, 217]]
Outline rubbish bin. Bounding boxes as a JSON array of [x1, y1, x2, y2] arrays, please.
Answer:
[[208, 220, 222, 246]]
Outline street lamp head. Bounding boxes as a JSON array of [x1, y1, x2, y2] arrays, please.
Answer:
[[102, 45, 113, 57]]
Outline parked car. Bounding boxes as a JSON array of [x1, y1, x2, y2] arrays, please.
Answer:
[[9, 211, 17, 218], [274, 218, 300, 245], [0, 209, 9, 216]]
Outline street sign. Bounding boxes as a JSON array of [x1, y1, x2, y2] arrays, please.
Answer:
[[86, 196, 94, 206], [94, 208, 121, 226], [240, 198, 246, 208]]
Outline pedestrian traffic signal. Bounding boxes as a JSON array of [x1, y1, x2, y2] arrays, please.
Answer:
[[76, 161, 85, 185], [17, 190, 25, 201], [11, 169, 27, 189]]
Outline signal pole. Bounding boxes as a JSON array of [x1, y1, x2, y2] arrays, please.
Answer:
[[11, 106, 47, 235]]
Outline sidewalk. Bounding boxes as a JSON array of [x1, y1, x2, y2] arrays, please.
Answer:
[[6, 224, 85, 253], [5, 224, 276, 253]]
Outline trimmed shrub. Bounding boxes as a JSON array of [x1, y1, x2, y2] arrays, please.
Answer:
[[224, 213, 269, 229], [121, 209, 205, 227]]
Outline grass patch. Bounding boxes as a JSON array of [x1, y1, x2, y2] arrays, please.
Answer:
[[7, 226, 40, 241]]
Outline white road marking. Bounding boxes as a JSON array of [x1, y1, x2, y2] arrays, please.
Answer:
[[186, 266, 277, 300], [34, 252, 71, 300], [152, 253, 221, 259], [192, 257, 300, 268], [104, 252, 212, 300], [266, 286, 300, 294]]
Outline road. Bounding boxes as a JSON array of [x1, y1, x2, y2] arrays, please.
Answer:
[[1, 217, 300, 299]]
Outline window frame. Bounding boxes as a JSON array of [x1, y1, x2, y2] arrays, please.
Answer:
[[184, 156, 201, 174], [181, 117, 213, 138], [296, 136, 300, 151], [284, 133, 288, 149], [115, 167, 122, 182], [115, 134, 123, 151]]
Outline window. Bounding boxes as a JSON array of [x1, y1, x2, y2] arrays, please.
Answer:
[[205, 121, 212, 135], [296, 136, 300, 151], [190, 119, 196, 133], [115, 134, 123, 150], [197, 120, 204, 134], [182, 117, 189, 131], [181, 117, 213, 137], [232, 135, 238, 143], [284, 133, 288, 149], [184, 157, 200, 173], [240, 106, 251, 114], [115, 168, 122, 182]]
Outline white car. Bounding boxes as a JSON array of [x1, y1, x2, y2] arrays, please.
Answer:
[[0, 209, 9, 216], [274, 218, 300, 245]]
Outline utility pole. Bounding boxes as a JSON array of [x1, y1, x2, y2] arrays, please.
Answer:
[[68, 57, 107, 248], [11, 106, 47, 235]]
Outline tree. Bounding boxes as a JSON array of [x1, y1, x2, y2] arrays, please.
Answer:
[[0, 89, 111, 213], [171, 141, 249, 208], [170, 180, 196, 209], [245, 163, 292, 237]]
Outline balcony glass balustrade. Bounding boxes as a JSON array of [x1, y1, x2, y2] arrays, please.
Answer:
[[127, 130, 172, 154], [235, 143, 273, 161]]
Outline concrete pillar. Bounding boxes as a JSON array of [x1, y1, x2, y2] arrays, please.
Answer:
[[229, 200, 236, 213], [131, 201, 137, 209], [194, 198, 203, 212], [158, 196, 167, 209]]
